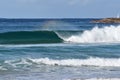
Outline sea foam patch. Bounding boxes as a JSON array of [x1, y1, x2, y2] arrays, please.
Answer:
[[30, 57, 120, 67]]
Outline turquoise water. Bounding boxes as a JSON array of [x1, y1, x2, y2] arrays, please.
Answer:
[[0, 19, 120, 80]]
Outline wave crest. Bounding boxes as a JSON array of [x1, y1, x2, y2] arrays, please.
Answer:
[[58, 25, 120, 43]]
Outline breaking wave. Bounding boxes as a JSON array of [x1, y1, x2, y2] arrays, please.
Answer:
[[57, 25, 120, 43], [1, 25, 120, 44], [1, 57, 120, 71], [29, 57, 120, 67]]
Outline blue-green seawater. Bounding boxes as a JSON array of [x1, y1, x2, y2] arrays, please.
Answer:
[[0, 18, 120, 80]]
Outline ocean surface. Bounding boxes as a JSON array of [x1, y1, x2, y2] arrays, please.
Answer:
[[0, 18, 120, 80]]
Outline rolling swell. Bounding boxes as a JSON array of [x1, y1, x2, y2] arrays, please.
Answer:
[[0, 31, 63, 44]]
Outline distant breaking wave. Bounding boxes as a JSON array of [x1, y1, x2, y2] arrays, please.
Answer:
[[57, 25, 120, 43]]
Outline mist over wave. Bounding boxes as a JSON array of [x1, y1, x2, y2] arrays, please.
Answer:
[[62, 25, 120, 43]]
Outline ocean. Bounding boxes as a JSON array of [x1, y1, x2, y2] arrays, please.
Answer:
[[0, 18, 120, 80]]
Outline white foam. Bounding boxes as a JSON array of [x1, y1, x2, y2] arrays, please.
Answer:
[[59, 25, 120, 43], [0, 66, 7, 71], [1, 57, 120, 70], [30, 57, 120, 67], [4, 58, 32, 68]]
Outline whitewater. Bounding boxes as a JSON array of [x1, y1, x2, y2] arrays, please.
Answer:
[[56, 25, 120, 43]]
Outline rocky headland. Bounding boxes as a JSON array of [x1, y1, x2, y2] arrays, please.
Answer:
[[92, 18, 120, 23]]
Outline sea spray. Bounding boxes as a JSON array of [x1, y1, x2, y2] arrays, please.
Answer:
[[58, 25, 120, 43]]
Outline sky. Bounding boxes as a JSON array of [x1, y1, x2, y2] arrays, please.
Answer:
[[0, 0, 120, 18]]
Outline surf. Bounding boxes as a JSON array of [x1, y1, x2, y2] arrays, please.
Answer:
[[1, 25, 120, 44], [57, 25, 120, 43], [29, 57, 120, 67], [1, 57, 120, 71]]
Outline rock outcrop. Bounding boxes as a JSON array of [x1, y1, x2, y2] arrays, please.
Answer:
[[92, 18, 120, 23]]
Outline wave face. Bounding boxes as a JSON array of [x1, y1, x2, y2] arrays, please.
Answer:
[[59, 25, 120, 43], [0, 31, 62, 44], [0, 30, 82, 44]]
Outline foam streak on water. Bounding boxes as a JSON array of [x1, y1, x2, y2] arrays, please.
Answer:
[[1, 57, 120, 71], [30, 57, 120, 67]]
